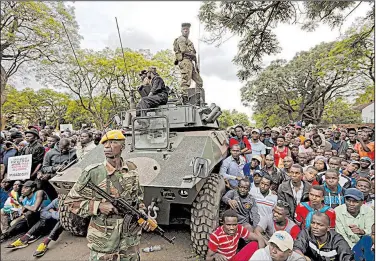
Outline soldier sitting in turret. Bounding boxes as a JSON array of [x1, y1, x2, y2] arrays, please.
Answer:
[[135, 67, 169, 119]]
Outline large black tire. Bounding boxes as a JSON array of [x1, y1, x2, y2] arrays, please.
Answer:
[[190, 173, 225, 257], [58, 194, 90, 237]]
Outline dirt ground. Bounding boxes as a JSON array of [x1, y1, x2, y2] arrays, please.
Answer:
[[1, 225, 202, 261]]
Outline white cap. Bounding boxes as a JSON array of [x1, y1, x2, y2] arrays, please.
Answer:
[[268, 231, 293, 251]]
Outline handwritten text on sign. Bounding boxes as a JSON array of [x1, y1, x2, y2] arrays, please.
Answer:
[[8, 154, 32, 180]]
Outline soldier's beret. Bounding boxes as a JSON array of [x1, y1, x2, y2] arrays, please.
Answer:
[[181, 23, 191, 28], [100, 130, 126, 144]]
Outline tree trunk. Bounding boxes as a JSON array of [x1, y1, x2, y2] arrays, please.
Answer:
[[1, 65, 8, 106]]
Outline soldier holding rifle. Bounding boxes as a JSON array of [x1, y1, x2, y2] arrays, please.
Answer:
[[64, 130, 160, 261]]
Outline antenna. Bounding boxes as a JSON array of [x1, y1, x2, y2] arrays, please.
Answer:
[[115, 17, 136, 110], [62, 22, 90, 91]]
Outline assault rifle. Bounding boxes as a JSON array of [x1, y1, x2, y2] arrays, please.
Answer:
[[85, 180, 175, 244]]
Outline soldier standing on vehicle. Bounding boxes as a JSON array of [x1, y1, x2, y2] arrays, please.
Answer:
[[64, 130, 155, 261], [173, 23, 203, 104]]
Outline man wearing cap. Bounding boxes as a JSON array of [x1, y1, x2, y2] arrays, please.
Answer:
[[243, 155, 262, 180], [173, 23, 203, 104], [249, 129, 266, 167], [335, 188, 374, 248], [222, 178, 260, 232], [19, 129, 45, 180], [358, 157, 372, 178], [135, 67, 169, 119], [294, 212, 354, 261], [250, 231, 305, 261], [64, 130, 155, 261], [294, 125, 305, 145], [264, 127, 279, 155]]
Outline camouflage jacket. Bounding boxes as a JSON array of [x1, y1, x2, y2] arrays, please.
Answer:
[[174, 36, 196, 61], [64, 159, 143, 253]]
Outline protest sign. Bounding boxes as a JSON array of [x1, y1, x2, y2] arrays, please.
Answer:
[[8, 154, 32, 180]]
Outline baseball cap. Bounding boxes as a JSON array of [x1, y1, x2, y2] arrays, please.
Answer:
[[271, 127, 280, 133], [360, 157, 372, 164], [253, 170, 265, 177], [344, 188, 364, 201], [252, 155, 263, 163], [268, 231, 294, 251], [23, 180, 36, 188], [295, 125, 302, 129], [350, 161, 361, 167], [251, 129, 260, 134]]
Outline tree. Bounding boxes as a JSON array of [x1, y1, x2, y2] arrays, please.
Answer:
[[0, 2, 81, 105], [2, 86, 71, 127], [37, 47, 178, 128], [241, 41, 364, 125], [355, 85, 374, 105], [218, 109, 250, 129], [321, 98, 361, 124], [199, 1, 374, 80]]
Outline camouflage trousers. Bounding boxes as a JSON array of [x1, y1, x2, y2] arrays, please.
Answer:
[[179, 58, 203, 96], [89, 247, 140, 261]]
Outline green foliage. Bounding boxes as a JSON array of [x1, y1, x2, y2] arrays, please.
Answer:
[[37, 47, 177, 129], [321, 98, 362, 124], [356, 85, 375, 105], [1, 1, 81, 104], [218, 109, 250, 129], [199, 1, 373, 80], [2, 86, 71, 127]]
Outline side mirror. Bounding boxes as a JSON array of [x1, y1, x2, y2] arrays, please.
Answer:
[[193, 157, 209, 178]]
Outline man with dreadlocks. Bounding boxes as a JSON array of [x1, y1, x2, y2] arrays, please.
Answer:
[[135, 66, 169, 118]]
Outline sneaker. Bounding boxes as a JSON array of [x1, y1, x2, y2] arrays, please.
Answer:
[[33, 243, 48, 257], [6, 239, 29, 249], [28, 235, 41, 244]]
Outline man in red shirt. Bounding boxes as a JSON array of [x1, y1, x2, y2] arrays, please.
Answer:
[[206, 210, 265, 261], [295, 185, 336, 229], [229, 125, 251, 160]]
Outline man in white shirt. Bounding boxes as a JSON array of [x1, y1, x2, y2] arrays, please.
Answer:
[[249, 174, 277, 218], [249, 231, 305, 261]]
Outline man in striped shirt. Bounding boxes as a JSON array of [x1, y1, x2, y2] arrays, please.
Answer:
[[206, 210, 265, 261], [249, 174, 278, 218]]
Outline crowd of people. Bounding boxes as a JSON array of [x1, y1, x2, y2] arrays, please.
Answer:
[[0, 122, 375, 261], [0, 125, 102, 257], [209, 124, 375, 261]]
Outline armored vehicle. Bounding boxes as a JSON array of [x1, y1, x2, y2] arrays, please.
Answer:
[[50, 88, 228, 257]]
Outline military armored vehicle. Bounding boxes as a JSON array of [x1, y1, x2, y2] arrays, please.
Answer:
[[50, 88, 228, 257]]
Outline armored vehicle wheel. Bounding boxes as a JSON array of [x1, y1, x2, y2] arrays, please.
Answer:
[[58, 195, 90, 236], [190, 173, 225, 257]]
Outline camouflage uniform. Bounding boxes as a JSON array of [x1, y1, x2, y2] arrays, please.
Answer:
[[64, 160, 143, 261], [174, 35, 203, 96]]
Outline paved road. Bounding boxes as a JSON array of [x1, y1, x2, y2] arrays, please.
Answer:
[[1, 226, 202, 261]]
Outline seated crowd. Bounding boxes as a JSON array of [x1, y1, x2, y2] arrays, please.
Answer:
[[211, 124, 374, 261], [0, 125, 102, 257]]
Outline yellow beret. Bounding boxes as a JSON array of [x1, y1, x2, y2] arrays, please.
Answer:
[[100, 130, 126, 144]]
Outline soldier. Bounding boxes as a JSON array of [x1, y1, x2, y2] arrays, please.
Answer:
[[64, 130, 154, 261], [173, 23, 203, 104], [135, 67, 169, 118]]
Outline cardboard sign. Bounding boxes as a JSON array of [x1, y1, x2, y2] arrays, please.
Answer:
[[8, 155, 32, 180], [60, 124, 73, 131]]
